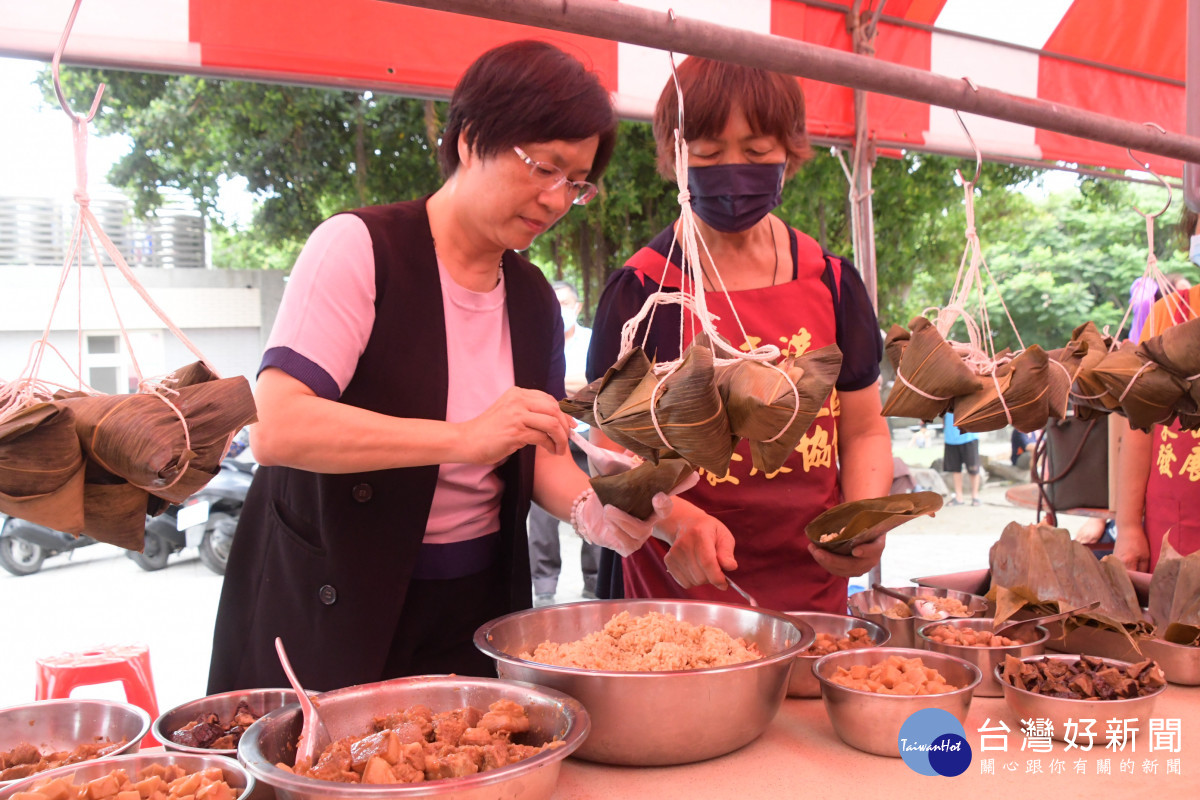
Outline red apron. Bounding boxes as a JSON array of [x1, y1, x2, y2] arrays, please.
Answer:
[[1145, 421, 1200, 568], [619, 230, 849, 613], [1142, 286, 1200, 569]]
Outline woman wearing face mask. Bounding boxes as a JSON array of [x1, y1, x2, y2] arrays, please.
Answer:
[[1115, 207, 1200, 572], [586, 59, 893, 613], [208, 41, 727, 694]]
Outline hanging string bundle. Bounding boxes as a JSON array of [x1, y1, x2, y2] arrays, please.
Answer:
[[0, 0, 257, 549], [881, 154, 1064, 434]]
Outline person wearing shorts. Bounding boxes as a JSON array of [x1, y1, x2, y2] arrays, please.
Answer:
[[943, 411, 980, 506]]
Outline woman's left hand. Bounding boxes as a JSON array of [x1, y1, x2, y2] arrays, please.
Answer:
[[807, 535, 886, 578]]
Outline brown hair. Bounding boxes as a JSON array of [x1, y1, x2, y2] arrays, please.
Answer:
[[1180, 205, 1199, 247], [651, 58, 812, 181], [439, 40, 617, 183]]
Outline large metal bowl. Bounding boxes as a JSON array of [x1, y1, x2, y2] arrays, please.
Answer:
[[917, 618, 1048, 697], [238, 675, 588, 800], [474, 599, 811, 766], [154, 689, 300, 757], [995, 654, 1167, 741], [814, 646, 981, 758], [848, 587, 988, 649], [0, 699, 150, 788], [0, 751, 253, 800], [782, 612, 890, 698]]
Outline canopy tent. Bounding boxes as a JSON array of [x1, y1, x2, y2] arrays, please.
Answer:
[[0, 0, 1191, 178]]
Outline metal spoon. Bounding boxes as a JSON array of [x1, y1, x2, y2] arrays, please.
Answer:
[[871, 584, 948, 620], [726, 578, 759, 607], [993, 600, 1103, 640], [274, 637, 330, 768]]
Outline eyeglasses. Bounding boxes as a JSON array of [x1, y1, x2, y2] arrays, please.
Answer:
[[513, 146, 598, 206]]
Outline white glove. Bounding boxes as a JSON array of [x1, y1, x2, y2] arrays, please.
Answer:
[[574, 490, 676, 557]]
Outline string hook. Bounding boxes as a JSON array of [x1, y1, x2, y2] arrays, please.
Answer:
[[51, 0, 105, 124], [952, 78, 982, 188], [1127, 122, 1173, 220]]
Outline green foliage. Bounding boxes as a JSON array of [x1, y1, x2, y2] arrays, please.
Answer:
[[45, 66, 444, 259]]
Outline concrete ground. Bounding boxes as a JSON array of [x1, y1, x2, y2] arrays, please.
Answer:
[[0, 428, 1090, 713]]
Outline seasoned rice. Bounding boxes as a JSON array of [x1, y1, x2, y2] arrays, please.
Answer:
[[519, 611, 763, 671]]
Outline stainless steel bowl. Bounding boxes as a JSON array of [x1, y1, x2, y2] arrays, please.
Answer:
[[0, 699, 150, 788], [995, 654, 1167, 741], [238, 675, 588, 800], [782, 612, 890, 698], [917, 618, 1048, 697], [814, 646, 981, 757], [848, 587, 988, 649], [154, 689, 299, 757], [474, 599, 811, 766], [0, 751, 252, 800]]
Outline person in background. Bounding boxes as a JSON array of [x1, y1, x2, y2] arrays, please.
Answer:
[[910, 421, 930, 449], [1115, 207, 1200, 571], [586, 58, 893, 613], [942, 410, 981, 506], [527, 281, 601, 606], [1010, 426, 1036, 469]]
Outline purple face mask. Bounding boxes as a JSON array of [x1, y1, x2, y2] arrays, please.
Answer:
[[687, 162, 785, 233]]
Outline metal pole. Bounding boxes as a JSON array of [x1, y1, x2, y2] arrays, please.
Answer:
[[379, 0, 1200, 166], [1187, 0, 1200, 211]]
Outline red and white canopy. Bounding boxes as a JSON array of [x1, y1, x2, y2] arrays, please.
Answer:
[[0, 0, 1186, 175]]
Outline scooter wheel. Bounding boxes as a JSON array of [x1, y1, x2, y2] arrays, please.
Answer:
[[129, 530, 171, 571], [199, 514, 234, 576], [0, 520, 46, 576]]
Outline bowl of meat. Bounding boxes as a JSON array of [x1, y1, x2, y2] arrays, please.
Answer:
[[783, 612, 890, 698], [995, 653, 1168, 741], [153, 689, 300, 757], [474, 599, 812, 766], [236, 675, 588, 800], [917, 618, 1048, 697], [0, 698, 150, 788], [814, 647, 982, 757], [0, 751, 253, 800]]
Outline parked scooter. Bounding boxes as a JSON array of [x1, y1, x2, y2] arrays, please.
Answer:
[[127, 451, 256, 575], [0, 515, 98, 576]]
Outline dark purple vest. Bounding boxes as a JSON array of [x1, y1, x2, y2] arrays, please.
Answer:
[[208, 198, 558, 692]]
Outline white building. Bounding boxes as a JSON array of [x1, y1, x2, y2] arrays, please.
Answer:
[[1, 194, 285, 392]]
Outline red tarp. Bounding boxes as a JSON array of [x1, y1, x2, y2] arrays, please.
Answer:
[[0, 0, 1186, 175]]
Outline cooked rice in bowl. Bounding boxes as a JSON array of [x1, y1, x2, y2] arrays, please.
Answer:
[[519, 611, 763, 671]]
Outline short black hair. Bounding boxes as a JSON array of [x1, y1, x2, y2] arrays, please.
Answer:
[[439, 40, 617, 184], [551, 280, 580, 302]]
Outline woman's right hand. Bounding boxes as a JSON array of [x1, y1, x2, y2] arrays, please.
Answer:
[[1113, 522, 1151, 572], [460, 387, 573, 464], [655, 501, 739, 591]]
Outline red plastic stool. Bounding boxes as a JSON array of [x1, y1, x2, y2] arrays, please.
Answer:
[[35, 644, 160, 748]]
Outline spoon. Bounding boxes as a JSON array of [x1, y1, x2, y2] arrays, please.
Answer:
[[993, 600, 1103, 640], [871, 584, 949, 620], [274, 636, 330, 768], [726, 578, 759, 607]]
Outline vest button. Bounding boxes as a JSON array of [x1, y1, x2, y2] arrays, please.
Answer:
[[318, 585, 337, 605], [352, 483, 373, 503]]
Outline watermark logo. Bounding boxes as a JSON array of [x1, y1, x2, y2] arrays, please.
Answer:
[[899, 708, 973, 777]]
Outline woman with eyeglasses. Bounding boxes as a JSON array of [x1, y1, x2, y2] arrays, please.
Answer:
[[587, 58, 894, 613], [208, 41, 723, 693]]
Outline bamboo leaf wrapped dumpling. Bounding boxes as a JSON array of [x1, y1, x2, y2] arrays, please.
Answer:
[[1092, 340, 1187, 432], [880, 316, 983, 421], [565, 348, 660, 462], [600, 342, 735, 475], [734, 345, 840, 474], [952, 345, 1065, 433], [0, 402, 86, 533]]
